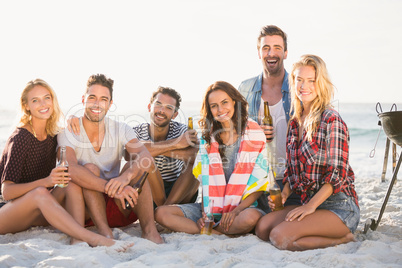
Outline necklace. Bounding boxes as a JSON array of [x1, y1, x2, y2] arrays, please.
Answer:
[[29, 120, 37, 138]]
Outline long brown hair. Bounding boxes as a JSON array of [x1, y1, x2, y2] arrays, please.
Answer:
[[199, 81, 248, 157], [19, 79, 62, 137]]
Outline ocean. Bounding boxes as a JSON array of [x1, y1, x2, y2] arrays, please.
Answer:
[[1, 102, 401, 181]]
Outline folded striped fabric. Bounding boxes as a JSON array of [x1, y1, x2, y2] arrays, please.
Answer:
[[193, 119, 270, 219]]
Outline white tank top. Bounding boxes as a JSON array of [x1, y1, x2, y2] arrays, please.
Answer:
[[258, 99, 287, 179]]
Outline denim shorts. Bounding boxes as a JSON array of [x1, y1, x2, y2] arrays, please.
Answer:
[[177, 202, 266, 223], [316, 192, 360, 233]]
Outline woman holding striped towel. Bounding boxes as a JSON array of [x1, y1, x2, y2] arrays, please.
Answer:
[[155, 81, 270, 235]]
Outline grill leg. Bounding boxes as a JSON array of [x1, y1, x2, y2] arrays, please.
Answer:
[[381, 138, 390, 182], [371, 152, 402, 231], [392, 143, 397, 184]]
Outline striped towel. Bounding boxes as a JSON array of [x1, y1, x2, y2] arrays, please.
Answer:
[[193, 119, 269, 219]]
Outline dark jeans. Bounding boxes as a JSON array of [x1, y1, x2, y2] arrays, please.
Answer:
[[257, 179, 301, 213], [153, 180, 198, 208]]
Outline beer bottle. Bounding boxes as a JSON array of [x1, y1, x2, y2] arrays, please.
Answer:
[[262, 101, 273, 141], [188, 117, 193, 130], [56, 146, 69, 188], [125, 171, 149, 208], [268, 168, 284, 211]]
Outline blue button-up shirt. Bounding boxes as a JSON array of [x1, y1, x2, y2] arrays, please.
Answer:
[[238, 71, 291, 123]]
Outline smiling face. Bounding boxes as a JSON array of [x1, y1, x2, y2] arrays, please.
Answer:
[[258, 35, 287, 76], [295, 65, 317, 109], [208, 90, 236, 126], [25, 85, 54, 121], [148, 93, 178, 128], [82, 84, 112, 123]]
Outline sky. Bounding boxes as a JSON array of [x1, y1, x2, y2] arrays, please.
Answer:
[[1, 0, 401, 118]]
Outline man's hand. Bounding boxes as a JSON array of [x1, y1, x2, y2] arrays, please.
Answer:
[[114, 185, 139, 209], [175, 129, 198, 149], [260, 125, 274, 143], [105, 175, 131, 197], [67, 115, 81, 135]]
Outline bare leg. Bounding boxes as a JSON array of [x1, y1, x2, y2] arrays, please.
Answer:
[[255, 205, 298, 241], [113, 167, 164, 244], [135, 161, 166, 207], [155, 205, 200, 234], [130, 179, 163, 244], [214, 208, 263, 235], [269, 209, 354, 251], [82, 163, 113, 239], [164, 160, 199, 205], [52, 182, 86, 244], [0, 187, 131, 249]]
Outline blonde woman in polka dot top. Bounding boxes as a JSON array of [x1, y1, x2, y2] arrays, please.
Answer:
[[0, 79, 132, 250]]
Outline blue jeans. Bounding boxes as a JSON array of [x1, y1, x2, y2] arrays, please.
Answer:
[[317, 192, 360, 233]]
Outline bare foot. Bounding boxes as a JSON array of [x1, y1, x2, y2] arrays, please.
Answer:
[[70, 238, 85, 245], [106, 240, 135, 253], [341, 233, 356, 243], [142, 231, 164, 244], [98, 226, 114, 239]]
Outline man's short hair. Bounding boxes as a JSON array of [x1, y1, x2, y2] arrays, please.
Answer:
[[86, 74, 114, 100], [257, 25, 288, 51], [150, 86, 182, 111]]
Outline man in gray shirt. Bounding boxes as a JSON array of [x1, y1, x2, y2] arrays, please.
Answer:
[[58, 74, 162, 244]]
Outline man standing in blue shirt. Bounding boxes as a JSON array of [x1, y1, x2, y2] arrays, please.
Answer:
[[238, 25, 300, 209]]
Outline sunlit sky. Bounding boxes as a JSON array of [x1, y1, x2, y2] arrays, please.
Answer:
[[1, 0, 401, 116]]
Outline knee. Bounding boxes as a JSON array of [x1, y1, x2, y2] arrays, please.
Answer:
[[154, 206, 168, 225], [66, 182, 83, 196], [30, 187, 53, 202], [269, 227, 292, 250], [255, 218, 270, 241], [83, 163, 101, 176]]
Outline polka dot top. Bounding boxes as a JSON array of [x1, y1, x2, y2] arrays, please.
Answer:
[[0, 128, 57, 190]]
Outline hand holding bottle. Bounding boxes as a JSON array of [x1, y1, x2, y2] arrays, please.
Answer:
[[47, 166, 71, 188], [124, 172, 148, 209], [261, 101, 274, 143]]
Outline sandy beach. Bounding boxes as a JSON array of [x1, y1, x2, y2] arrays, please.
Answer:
[[0, 172, 401, 267]]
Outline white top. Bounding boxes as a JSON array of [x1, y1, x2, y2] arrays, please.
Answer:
[[57, 117, 137, 180], [258, 99, 287, 179]]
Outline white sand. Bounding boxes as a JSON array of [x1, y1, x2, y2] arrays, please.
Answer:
[[1, 175, 401, 268]]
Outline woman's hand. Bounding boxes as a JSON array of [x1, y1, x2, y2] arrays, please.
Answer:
[[67, 115, 80, 135], [219, 210, 240, 232], [196, 213, 207, 231], [285, 203, 316, 222], [267, 192, 287, 211], [46, 166, 70, 187]]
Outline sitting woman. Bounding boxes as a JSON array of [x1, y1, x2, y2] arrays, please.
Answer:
[[255, 54, 360, 251], [155, 81, 270, 235], [0, 79, 131, 250]]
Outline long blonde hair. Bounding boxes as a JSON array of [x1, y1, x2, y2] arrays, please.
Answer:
[[289, 54, 334, 140], [19, 79, 62, 137]]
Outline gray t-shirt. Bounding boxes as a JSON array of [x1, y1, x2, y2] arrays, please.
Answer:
[[57, 117, 137, 180], [222, 138, 241, 183]]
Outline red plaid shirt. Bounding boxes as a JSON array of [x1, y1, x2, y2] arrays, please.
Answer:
[[284, 109, 358, 207]]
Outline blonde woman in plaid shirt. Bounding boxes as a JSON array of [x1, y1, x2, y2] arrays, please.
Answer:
[[255, 55, 360, 251]]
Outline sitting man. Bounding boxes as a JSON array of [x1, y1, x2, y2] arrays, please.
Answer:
[[59, 73, 163, 244], [132, 86, 199, 207]]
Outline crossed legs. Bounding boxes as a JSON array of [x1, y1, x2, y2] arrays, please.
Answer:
[[155, 205, 262, 235]]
